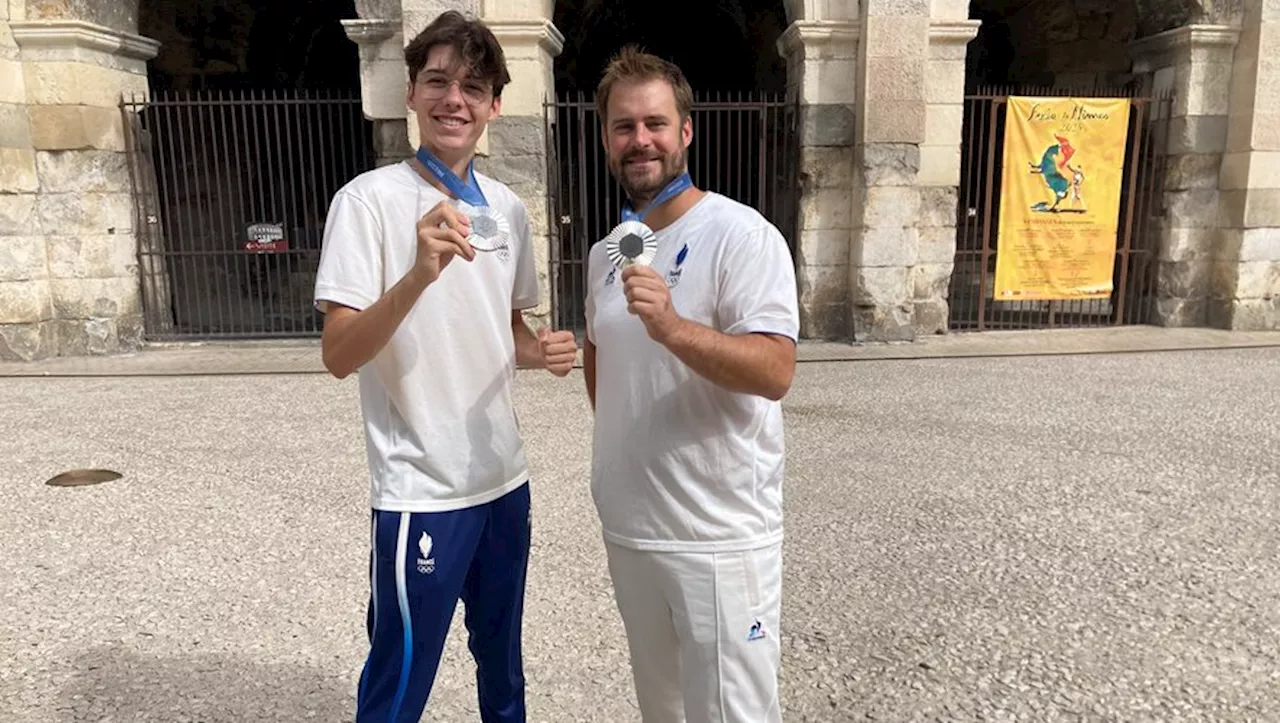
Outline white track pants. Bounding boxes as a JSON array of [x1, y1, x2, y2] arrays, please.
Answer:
[[604, 541, 783, 723]]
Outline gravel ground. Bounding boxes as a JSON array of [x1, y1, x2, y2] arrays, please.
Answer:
[[2, 347, 1278, 722]]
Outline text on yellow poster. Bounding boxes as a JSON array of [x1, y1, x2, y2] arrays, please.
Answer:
[[993, 96, 1132, 300]]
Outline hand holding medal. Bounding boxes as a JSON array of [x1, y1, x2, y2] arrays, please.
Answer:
[[605, 172, 692, 343], [413, 196, 474, 284], [454, 200, 511, 260], [415, 144, 512, 263]]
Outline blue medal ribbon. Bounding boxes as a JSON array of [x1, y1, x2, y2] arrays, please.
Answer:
[[416, 145, 487, 207], [620, 172, 692, 223]]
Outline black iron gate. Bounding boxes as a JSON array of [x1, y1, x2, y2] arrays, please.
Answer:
[[121, 89, 376, 340], [950, 86, 1173, 331], [545, 91, 800, 333]]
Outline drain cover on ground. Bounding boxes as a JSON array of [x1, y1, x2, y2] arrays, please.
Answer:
[[45, 469, 123, 487]]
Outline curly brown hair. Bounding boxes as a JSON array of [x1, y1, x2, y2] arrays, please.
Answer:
[[594, 44, 693, 123], [405, 11, 511, 97]]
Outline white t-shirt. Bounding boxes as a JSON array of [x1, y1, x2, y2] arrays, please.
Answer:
[[314, 161, 539, 512], [585, 192, 800, 553]]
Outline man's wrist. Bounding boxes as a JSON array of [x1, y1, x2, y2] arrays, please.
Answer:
[[656, 314, 692, 350]]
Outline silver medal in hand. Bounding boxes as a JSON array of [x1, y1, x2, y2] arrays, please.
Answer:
[[456, 201, 511, 260], [603, 220, 658, 269]]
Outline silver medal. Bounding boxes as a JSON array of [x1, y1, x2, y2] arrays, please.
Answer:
[[603, 220, 658, 269], [455, 201, 511, 259]]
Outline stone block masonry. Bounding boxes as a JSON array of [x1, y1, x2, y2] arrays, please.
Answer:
[[1211, 0, 1280, 331], [1130, 20, 1279, 331], [0, 19, 158, 361], [476, 18, 562, 327], [847, 1, 978, 343], [780, 19, 859, 340]]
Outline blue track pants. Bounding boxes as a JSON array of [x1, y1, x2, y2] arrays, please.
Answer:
[[355, 482, 531, 723]]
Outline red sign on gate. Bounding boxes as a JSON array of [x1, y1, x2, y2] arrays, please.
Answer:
[[244, 222, 288, 252]]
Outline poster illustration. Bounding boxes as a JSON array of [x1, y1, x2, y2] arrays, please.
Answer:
[[993, 96, 1132, 300]]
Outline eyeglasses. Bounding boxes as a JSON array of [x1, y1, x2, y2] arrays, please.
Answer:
[[416, 74, 493, 106]]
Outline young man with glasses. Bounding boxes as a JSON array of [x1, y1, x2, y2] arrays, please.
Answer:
[[313, 11, 578, 723]]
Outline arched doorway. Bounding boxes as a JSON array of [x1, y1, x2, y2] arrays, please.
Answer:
[[552, 0, 788, 93], [128, 0, 373, 340], [965, 0, 1141, 90], [949, 0, 1175, 332], [545, 0, 798, 331]]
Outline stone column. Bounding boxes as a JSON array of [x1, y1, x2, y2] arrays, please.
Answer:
[[403, 0, 479, 43], [2, 17, 157, 361], [0, 4, 45, 359], [778, 11, 859, 340], [477, 0, 563, 325], [918, 2, 980, 334], [1214, 0, 1280, 330], [849, 0, 931, 341], [344, 1, 413, 166], [1130, 23, 1241, 327]]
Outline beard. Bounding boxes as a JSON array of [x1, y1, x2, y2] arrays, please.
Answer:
[[611, 145, 688, 206]]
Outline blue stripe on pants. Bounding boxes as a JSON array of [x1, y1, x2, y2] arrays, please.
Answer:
[[355, 482, 532, 723]]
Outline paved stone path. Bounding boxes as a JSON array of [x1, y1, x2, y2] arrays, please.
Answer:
[[2, 344, 1278, 721]]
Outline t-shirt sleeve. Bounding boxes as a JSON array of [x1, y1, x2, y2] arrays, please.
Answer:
[[584, 247, 597, 345], [717, 223, 800, 341], [510, 197, 539, 311], [313, 189, 384, 313]]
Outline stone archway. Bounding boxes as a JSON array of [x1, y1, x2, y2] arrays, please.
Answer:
[[966, 0, 1143, 89], [551, 0, 791, 93], [965, 0, 1228, 90], [138, 0, 360, 91], [128, 0, 368, 340]]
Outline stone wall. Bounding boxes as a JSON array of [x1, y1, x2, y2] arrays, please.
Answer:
[[848, 0, 928, 342], [0, 6, 158, 361], [776, 0, 977, 343], [918, 8, 981, 335], [344, 2, 413, 167], [1214, 0, 1280, 329], [0, 2, 43, 358], [836, 0, 976, 342], [1132, 24, 1239, 327], [4, 0, 1279, 359], [780, 18, 857, 340], [1021, 0, 1137, 88], [1130, 1, 1280, 333], [476, 4, 562, 327], [23, 0, 138, 33]]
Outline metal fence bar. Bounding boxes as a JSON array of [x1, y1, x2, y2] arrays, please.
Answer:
[[170, 94, 199, 336], [1114, 98, 1147, 324], [543, 93, 562, 332], [977, 95, 1003, 330], [205, 88, 231, 335]]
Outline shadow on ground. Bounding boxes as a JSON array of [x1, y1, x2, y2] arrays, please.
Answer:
[[59, 643, 354, 722]]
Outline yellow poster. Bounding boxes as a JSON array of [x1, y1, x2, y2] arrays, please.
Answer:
[[993, 96, 1132, 300]]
